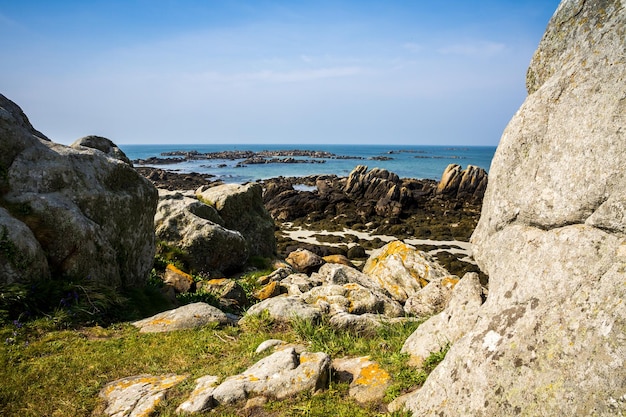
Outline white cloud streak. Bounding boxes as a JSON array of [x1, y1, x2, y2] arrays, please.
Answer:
[[438, 41, 507, 57]]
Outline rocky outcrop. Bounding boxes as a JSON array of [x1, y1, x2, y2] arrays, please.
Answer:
[[436, 164, 487, 203], [402, 1, 626, 416], [196, 183, 276, 258], [0, 94, 157, 287], [136, 167, 219, 191], [245, 244, 456, 333], [155, 190, 248, 274], [263, 166, 486, 270], [71, 135, 132, 165]]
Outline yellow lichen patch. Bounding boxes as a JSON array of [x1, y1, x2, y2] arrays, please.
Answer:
[[207, 278, 228, 285], [255, 281, 279, 300], [103, 374, 187, 396], [343, 283, 361, 291], [166, 264, 192, 280], [354, 363, 391, 387], [147, 317, 173, 326], [299, 353, 314, 364], [441, 276, 460, 290]]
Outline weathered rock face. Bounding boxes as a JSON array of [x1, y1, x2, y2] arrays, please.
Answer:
[[362, 241, 450, 303], [155, 190, 248, 274], [196, 183, 276, 258], [403, 2, 626, 416], [401, 272, 484, 366], [0, 94, 158, 287]]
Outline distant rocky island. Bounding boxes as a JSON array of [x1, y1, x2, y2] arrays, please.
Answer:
[[132, 149, 365, 167]]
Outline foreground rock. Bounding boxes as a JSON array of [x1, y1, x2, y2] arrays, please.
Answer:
[[132, 302, 229, 333], [100, 374, 187, 417], [0, 94, 157, 287], [155, 182, 277, 274], [177, 347, 330, 412], [401, 2, 626, 415]]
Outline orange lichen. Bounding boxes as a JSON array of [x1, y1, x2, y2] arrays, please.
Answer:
[[442, 276, 460, 289], [354, 363, 391, 387], [166, 264, 193, 280], [146, 318, 173, 326], [255, 281, 279, 300]]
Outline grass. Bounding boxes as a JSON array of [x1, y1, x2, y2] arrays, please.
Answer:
[[0, 255, 451, 417], [0, 310, 449, 417]]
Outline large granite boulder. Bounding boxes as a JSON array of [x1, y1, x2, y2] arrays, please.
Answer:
[[0, 94, 157, 287], [402, 2, 626, 416], [196, 183, 276, 258], [155, 190, 248, 274]]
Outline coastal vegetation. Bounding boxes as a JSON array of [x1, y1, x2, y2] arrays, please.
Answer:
[[0, 287, 449, 416]]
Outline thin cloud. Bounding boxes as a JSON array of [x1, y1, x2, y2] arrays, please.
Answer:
[[438, 41, 506, 57], [194, 66, 364, 84]]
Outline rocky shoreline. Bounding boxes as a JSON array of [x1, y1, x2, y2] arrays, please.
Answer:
[[136, 162, 488, 281]]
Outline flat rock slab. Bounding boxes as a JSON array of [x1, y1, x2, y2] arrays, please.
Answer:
[[100, 374, 187, 417], [186, 347, 330, 409], [132, 302, 229, 333]]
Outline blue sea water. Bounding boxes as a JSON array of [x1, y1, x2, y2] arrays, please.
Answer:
[[120, 144, 496, 184]]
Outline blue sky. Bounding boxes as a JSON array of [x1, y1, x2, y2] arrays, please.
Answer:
[[0, 0, 561, 145]]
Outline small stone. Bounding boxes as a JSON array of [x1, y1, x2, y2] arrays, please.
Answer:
[[255, 339, 286, 354], [163, 264, 193, 293], [332, 357, 391, 403], [255, 281, 281, 300], [285, 248, 324, 274], [322, 254, 355, 268]]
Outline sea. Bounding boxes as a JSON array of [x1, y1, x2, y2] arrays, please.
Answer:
[[120, 144, 496, 184]]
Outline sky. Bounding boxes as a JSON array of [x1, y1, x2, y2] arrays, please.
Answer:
[[0, 0, 561, 146]]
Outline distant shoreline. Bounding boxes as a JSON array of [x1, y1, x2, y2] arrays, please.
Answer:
[[122, 144, 496, 185]]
